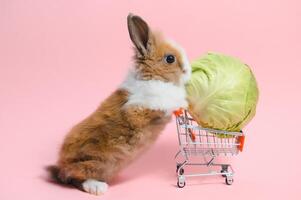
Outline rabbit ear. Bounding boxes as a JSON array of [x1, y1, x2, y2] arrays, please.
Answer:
[[127, 14, 151, 56]]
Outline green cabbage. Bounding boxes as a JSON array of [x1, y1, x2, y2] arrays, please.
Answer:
[[186, 52, 259, 131]]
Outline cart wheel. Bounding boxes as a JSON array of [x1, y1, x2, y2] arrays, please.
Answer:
[[176, 164, 180, 172], [225, 177, 234, 185], [221, 170, 227, 177], [177, 181, 186, 188], [176, 165, 184, 175]]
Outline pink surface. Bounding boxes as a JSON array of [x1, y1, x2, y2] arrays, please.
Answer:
[[1, 0, 300, 199]]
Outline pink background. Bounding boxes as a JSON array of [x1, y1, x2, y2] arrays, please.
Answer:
[[1, 0, 300, 199]]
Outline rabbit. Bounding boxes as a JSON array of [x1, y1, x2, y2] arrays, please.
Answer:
[[47, 13, 191, 195]]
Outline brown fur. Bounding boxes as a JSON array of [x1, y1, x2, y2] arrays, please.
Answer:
[[49, 14, 185, 190], [134, 32, 186, 85], [54, 89, 170, 184]]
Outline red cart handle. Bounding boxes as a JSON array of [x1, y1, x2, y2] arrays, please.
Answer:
[[173, 108, 184, 117], [238, 135, 245, 152]]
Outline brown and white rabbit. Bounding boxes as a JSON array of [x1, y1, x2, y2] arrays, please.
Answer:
[[48, 13, 191, 195]]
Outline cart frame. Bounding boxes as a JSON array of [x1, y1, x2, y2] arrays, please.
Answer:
[[174, 109, 245, 187]]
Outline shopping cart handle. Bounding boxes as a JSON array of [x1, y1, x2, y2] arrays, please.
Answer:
[[173, 108, 184, 117], [238, 135, 245, 152]]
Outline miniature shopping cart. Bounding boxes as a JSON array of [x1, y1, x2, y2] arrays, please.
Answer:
[[174, 109, 245, 188]]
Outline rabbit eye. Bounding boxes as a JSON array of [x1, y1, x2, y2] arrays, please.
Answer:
[[164, 55, 175, 64]]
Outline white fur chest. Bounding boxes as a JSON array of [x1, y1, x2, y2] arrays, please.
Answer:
[[120, 71, 188, 114]]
